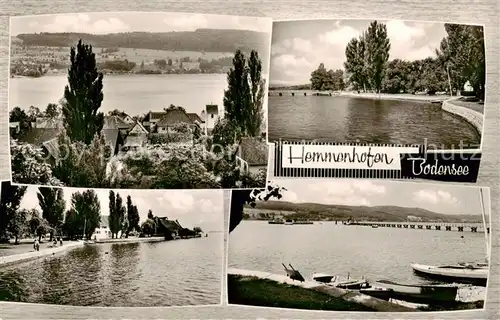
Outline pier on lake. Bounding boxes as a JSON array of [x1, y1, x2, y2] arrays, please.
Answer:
[[344, 221, 490, 233]]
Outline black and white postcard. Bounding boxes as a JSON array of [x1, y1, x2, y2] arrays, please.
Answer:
[[227, 180, 490, 312], [0, 181, 224, 307], [268, 19, 485, 151], [8, 12, 271, 189]]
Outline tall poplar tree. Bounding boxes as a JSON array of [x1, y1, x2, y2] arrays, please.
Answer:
[[364, 21, 391, 93], [37, 187, 65, 241], [245, 50, 265, 137], [126, 195, 140, 237], [62, 39, 104, 144], [108, 190, 119, 239]]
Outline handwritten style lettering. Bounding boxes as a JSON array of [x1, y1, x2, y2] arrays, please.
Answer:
[[411, 158, 469, 176], [287, 145, 394, 169]]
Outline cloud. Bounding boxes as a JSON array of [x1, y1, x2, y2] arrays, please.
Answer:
[[41, 13, 129, 34], [386, 20, 436, 60], [412, 189, 459, 206], [318, 25, 360, 47], [163, 13, 270, 33]]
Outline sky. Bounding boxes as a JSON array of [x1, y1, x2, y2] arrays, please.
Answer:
[[270, 19, 450, 86], [19, 186, 224, 232], [10, 12, 272, 36], [265, 179, 490, 218]]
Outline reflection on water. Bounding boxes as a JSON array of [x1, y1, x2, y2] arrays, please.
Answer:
[[268, 96, 481, 148], [229, 222, 488, 284], [0, 236, 222, 306]]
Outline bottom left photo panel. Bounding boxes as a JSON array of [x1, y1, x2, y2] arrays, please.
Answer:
[[0, 181, 224, 307]]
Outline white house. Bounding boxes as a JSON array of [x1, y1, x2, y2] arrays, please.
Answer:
[[91, 215, 122, 240], [204, 104, 219, 135]]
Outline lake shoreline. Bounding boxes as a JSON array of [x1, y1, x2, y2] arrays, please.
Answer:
[[0, 241, 84, 268]]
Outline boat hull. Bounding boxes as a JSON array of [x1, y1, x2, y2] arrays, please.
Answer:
[[411, 263, 488, 287], [375, 280, 459, 305]]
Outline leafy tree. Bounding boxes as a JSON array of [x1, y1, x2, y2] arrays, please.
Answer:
[[364, 21, 391, 93], [9, 107, 31, 133], [310, 63, 329, 90], [62, 39, 104, 144], [126, 195, 140, 236], [245, 50, 265, 137], [108, 190, 119, 239], [0, 181, 27, 242], [344, 37, 367, 92], [10, 139, 60, 186], [8, 209, 29, 244], [212, 118, 241, 148], [45, 103, 59, 118], [37, 187, 65, 240], [28, 209, 52, 241], [222, 50, 250, 137], [115, 193, 126, 238], [27, 106, 42, 121], [52, 131, 111, 188], [63, 208, 80, 240], [71, 189, 101, 239], [141, 219, 155, 237]]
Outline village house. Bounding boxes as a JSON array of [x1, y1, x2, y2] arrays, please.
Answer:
[[143, 108, 204, 134], [121, 121, 148, 151], [234, 137, 268, 175], [203, 104, 219, 135], [91, 215, 116, 240]]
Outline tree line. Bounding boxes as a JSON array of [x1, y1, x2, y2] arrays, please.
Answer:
[[310, 21, 485, 100], [0, 181, 144, 243], [16, 29, 270, 56]]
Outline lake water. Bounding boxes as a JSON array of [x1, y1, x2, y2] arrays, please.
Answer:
[[0, 236, 223, 306], [228, 221, 488, 284], [268, 95, 481, 149], [9, 74, 228, 116]]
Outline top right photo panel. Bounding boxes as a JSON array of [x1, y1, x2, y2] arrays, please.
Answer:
[[268, 19, 485, 151]]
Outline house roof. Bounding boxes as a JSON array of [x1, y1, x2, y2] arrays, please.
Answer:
[[157, 217, 184, 232], [103, 115, 131, 130], [144, 111, 167, 122], [129, 121, 148, 134], [206, 104, 218, 114], [18, 128, 61, 146], [156, 109, 193, 127], [186, 113, 204, 123], [35, 117, 64, 129], [237, 137, 268, 166], [102, 129, 120, 151]]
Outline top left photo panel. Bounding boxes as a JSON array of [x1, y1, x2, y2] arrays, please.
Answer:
[[8, 12, 272, 190]]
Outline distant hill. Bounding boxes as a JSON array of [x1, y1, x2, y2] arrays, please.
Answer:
[[247, 200, 483, 223], [15, 29, 270, 55], [269, 84, 311, 90]]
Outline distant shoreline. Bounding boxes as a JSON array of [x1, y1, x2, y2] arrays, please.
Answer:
[[268, 89, 450, 103]]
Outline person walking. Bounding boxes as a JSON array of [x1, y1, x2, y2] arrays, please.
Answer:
[[34, 239, 39, 251]]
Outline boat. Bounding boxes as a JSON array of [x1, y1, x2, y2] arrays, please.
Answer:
[[282, 263, 305, 282], [294, 220, 313, 225], [312, 273, 334, 283], [284, 219, 294, 225], [411, 188, 490, 287], [268, 218, 284, 224], [359, 287, 392, 301], [312, 273, 370, 289], [410, 263, 488, 286], [366, 280, 459, 305], [371, 224, 379, 228]]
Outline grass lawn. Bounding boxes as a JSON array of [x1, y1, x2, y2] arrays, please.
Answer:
[[227, 275, 374, 311]]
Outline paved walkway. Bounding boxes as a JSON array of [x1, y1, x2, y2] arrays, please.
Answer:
[[0, 241, 84, 267]]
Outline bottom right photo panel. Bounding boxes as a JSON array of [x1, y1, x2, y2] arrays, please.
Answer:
[[227, 179, 491, 312]]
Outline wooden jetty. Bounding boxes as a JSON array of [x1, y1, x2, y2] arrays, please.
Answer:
[[344, 221, 490, 233]]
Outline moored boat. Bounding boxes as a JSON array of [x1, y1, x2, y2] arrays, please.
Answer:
[[411, 188, 490, 287], [411, 263, 488, 286], [370, 280, 459, 305], [371, 224, 379, 228], [268, 218, 284, 224], [284, 219, 294, 225]]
